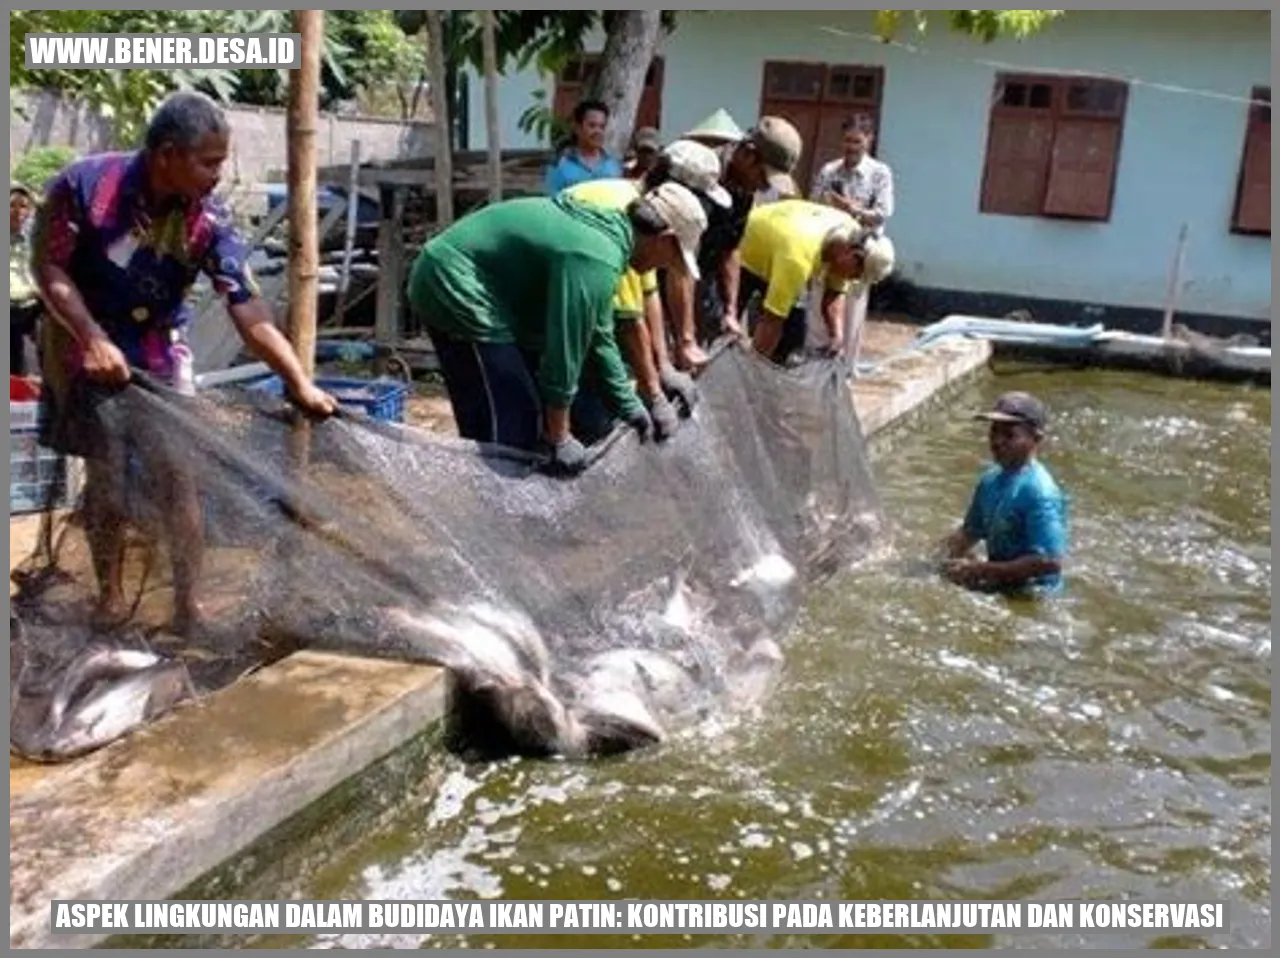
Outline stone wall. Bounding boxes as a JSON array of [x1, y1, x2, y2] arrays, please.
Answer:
[[10, 89, 434, 186]]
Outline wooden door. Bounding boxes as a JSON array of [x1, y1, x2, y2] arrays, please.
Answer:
[[759, 61, 885, 195]]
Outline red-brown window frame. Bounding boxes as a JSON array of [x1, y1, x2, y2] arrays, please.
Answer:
[[979, 72, 1129, 222], [1230, 85, 1270, 236]]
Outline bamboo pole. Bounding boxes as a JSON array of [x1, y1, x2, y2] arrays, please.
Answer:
[[1161, 222, 1190, 342], [332, 138, 362, 326], [286, 9, 323, 378], [481, 10, 503, 204], [425, 11, 455, 227]]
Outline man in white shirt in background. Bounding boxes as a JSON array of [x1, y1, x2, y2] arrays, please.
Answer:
[[806, 114, 895, 370]]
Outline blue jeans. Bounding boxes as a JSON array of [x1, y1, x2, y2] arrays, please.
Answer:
[[429, 330, 617, 452]]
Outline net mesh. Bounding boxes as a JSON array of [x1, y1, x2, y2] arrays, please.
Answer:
[[10, 345, 887, 762]]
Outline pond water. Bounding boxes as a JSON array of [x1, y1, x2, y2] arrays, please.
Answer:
[[289, 369, 1271, 949]]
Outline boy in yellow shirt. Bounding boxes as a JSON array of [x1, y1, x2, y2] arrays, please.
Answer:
[[737, 199, 896, 365]]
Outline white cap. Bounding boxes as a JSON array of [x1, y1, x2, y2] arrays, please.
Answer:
[[661, 139, 732, 209], [642, 181, 709, 280], [861, 234, 896, 284]]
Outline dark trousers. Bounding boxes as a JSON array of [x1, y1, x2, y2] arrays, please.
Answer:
[[11, 300, 41, 377], [739, 272, 807, 365], [429, 330, 617, 452]]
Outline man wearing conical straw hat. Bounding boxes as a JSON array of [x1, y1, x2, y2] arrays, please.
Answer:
[[682, 108, 746, 148]]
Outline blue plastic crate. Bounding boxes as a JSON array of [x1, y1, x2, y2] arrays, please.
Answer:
[[247, 375, 409, 424]]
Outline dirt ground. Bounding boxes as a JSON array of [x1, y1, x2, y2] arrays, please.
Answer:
[[402, 316, 924, 435], [859, 314, 923, 360]]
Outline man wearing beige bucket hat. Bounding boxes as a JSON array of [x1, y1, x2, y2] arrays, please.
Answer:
[[736, 198, 896, 365], [661, 113, 805, 370]]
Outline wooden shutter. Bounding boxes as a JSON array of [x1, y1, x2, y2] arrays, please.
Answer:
[[979, 75, 1057, 216], [1042, 119, 1123, 219], [979, 74, 1127, 220], [1042, 78, 1126, 220], [980, 113, 1056, 216], [1233, 88, 1270, 235], [637, 58, 665, 131]]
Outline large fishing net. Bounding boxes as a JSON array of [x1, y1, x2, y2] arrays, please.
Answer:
[[10, 342, 887, 763]]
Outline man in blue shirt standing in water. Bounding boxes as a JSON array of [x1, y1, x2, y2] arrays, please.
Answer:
[[943, 391, 1068, 594]]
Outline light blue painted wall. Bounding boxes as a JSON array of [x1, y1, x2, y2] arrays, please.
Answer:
[[463, 63, 549, 153], [466, 11, 1271, 320]]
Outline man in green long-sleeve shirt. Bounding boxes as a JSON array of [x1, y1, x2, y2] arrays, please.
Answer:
[[408, 182, 708, 475]]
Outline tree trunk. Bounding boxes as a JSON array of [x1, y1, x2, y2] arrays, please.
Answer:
[[591, 10, 663, 158], [481, 10, 503, 203], [425, 10, 455, 227], [286, 8, 323, 378]]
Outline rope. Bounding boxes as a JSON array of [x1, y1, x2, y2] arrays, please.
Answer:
[[816, 23, 1270, 109]]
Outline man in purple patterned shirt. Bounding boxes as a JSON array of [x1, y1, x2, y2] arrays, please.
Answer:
[[32, 91, 336, 636]]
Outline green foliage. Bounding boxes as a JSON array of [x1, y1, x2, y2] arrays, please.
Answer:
[[875, 10, 1065, 43], [11, 145, 79, 191], [498, 9, 1064, 145], [516, 89, 572, 148], [335, 11, 427, 113], [10, 9, 427, 137], [11, 10, 244, 146]]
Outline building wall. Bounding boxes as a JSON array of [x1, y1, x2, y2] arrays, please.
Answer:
[[10, 89, 434, 187], [468, 10, 1271, 322]]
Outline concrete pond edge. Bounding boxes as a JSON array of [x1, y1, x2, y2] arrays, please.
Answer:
[[9, 336, 994, 950]]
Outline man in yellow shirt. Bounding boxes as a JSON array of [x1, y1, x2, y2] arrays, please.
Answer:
[[564, 139, 731, 436], [737, 198, 896, 365]]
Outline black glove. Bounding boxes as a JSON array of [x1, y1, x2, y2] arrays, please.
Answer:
[[622, 403, 654, 443], [543, 435, 588, 477], [644, 393, 681, 442], [658, 363, 699, 417]]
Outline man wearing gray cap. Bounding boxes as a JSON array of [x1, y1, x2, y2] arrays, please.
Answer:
[[625, 127, 663, 180], [943, 391, 1069, 595], [663, 115, 805, 370]]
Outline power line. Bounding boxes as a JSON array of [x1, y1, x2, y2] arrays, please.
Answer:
[[817, 24, 1270, 109]]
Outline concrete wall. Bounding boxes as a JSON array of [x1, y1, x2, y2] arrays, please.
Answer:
[[10, 89, 435, 186], [464, 10, 1272, 322]]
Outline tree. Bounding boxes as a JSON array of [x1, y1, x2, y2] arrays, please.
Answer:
[[440, 9, 1065, 149], [591, 12, 664, 158], [395, 10, 681, 149]]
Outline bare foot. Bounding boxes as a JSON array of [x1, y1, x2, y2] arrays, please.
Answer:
[[674, 341, 710, 372]]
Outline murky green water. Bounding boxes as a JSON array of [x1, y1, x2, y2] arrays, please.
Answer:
[[292, 369, 1271, 949]]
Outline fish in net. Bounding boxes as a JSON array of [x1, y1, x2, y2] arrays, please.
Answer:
[[10, 343, 888, 762]]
